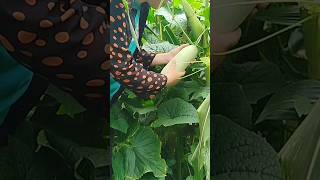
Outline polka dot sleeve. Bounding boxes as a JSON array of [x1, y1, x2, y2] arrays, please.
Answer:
[[134, 49, 155, 69], [0, 0, 108, 109], [110, 0, 167, 99]]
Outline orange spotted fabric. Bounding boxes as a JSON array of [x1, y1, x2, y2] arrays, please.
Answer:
[[0, 0, 108, 110], [0, 0, 167, 110], [110, 0, 168, 99]]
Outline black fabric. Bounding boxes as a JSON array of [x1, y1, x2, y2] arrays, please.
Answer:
[[0, 0, 108, 112], [0, 127, 8, 146], [139, 3, 150, 44], [4, 75, 48, 133], [83, 0, 105, 5], [0, 75, 48, 145]]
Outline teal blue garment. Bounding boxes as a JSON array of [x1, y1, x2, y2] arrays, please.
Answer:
[[110, 76, 121, 101], [0, 46, 33, 125], [110, 0, 141, 102]]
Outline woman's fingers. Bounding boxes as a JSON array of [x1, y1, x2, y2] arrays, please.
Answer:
[[178, 71, 186, 78], [224, 28, 242, 50], [180, 44, 189, 48], [213, 28, 242, 53], [168, 44, 189, 59], [177, 44, 189, 51], [212, 28, 241, 71]]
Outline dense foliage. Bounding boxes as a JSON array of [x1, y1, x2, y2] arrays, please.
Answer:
[[111, 0, 210, 179], [0, 85, 109, 180], [213, 1, 320, 180]]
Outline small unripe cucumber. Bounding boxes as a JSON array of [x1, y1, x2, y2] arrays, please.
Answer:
[[161, 45, 198, 74]]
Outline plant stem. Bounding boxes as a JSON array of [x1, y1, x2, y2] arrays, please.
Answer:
[[175, 128, 183, 180], [123, 0, 141, 51], [179, 68, 207, 79], [164, 4, 194, 44], [159, 16, 163, 40]]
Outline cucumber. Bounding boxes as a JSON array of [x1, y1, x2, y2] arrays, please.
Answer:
[[161, 45, 198, 74]]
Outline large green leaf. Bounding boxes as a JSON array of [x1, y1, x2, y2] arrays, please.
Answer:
[[163, 25, 180, 45], [112, 150, 125, 180], [151, 98, 199, 127], [191, 86, 210, 101], [214, 60, 286, 103], [256, 80, 320, 124], [140, 173, 165, 180], [0, 120, 75, 180], [280, 100, 320, 180], [213, 83, 253, 128], [0, 135, 72, 180], [36, 130, 109, 180], [142, 41, 178, 54], [213, 115, 282, 180], [112, 126, 167, 179], [294, 95, 313, 118], [155, 7, 187, 35], [110, 104, 129, 134], [167, 81, 204, 101]]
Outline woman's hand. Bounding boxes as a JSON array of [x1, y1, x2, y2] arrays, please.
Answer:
[[213, 28, 242, 71], [162, 61, 185, 87], [151, 44, 189, 66], [212, 3, 270, 71]]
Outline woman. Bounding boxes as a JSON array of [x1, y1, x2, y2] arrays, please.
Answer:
[[0, 0, 184, 144], [109, 0, 187, 102]]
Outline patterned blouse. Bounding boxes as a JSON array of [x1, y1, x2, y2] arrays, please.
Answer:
[[0, 0, 167, 108], [110, 0, 168, 99]]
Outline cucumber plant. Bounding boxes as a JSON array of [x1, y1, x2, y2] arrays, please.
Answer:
[[111, 0, 210, 179]]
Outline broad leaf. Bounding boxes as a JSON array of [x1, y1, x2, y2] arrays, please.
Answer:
[[112, 126, 167, 179], [110, 104, 129, 133], [214, 60, 285, 103], [155, 7, 187, 34], [167, 81, 203, 101], [213, 115, 282, 180], [151, 98, 198, 127], [142, 41, 177, 54], [294, 95, 313, 117], [256, 80, 320, 124], [140, 173, 165, 180], [213, 83, 253, 128], [36, 130, 109, 180], [191, 86, 210, 101]]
